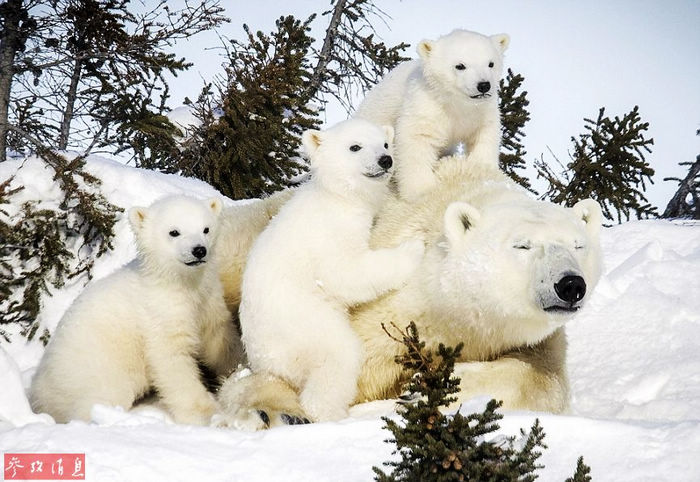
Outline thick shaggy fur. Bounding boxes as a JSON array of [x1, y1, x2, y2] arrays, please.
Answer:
[[217, 155, 603, 423], [30, 196, 244, 425], [238, 119, 424, 422], [354, 29, 509, 200]]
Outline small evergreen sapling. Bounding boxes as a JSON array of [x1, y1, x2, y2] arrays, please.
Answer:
[[1, 134, 121, 343], [565, 457, 592, 482], [373, 322, 592, 482], [535, 106, 656, 223]]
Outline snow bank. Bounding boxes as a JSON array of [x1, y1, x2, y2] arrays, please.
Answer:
[[1, 155, 699, 481]]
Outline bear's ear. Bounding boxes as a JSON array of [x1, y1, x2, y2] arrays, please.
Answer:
[[490, 33, 510, 53], [128, 206, 147, 232], [301, 129, 323, 157], [207, 197, 222, 217], [572, 198, 602, 234], [444, 201, 480, 246], [382, 125, 394, 146], [417, 39, 434, 60]]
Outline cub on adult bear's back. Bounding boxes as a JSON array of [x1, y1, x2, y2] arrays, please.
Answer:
[[237, 119, 424, 423], [354, 29, 510, 200]]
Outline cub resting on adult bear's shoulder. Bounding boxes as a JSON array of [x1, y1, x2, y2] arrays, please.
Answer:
[[215, 155, 603, 427]]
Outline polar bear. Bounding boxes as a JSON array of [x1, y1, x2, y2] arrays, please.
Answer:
[[354, 29, 509, 200], [215, 154, 603, 425], [30, 196, 244, 425], [239, 119, 425, 422]]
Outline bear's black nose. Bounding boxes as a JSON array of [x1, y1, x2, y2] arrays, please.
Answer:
[[477, 81, 491, 93], [378, 155, 393, 170], [192, 246, 207, 259], [554, 275, 586, 303]]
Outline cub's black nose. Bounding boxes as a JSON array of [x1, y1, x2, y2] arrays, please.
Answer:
[[477, 81, 491, 93], [554, 275, 586, 303], [192, 246, 207, 259], [378, 155, 393, 170]]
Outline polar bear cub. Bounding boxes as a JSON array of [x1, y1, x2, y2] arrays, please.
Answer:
[[239, 119, 425, 422], [30, 195, 243, 425], [354, 29, 509, 200]]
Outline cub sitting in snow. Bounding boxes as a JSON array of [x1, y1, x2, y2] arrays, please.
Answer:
[[354, 29, 509, 200], [30, 196, 243, 425], [239, 119, 424, 422]]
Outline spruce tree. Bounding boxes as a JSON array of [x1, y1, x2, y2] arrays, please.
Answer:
[[3, 0, 226, 161], [150, 1, 408, 199], [309, 0, 409, 112], [565, 457, 593, 482], [661, 154, 699, 219], [499, 68, 534, 192], [174, 15, 320, 200], [535, 106, 656, 223], [0, 143, 121, 343], [0, 0, 48, 161], [662, 130, 699, 219], [373, 322, 592, 482]]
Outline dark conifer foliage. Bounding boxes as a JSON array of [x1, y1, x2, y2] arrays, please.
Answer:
[[0, 1, 223, 341], [373, 322, 592, 482], [172, 15, 320, 200], [2, 0, 226, 162], [310, 0, 410, 112], [535, 106, 656, 223], [169, 1, 408, 199], [373, 322, 548, 482], [565, 457, 593, 482], [0, 139, 121, 343], [499, 68, 534, 192], [662, 131, 699, 220]]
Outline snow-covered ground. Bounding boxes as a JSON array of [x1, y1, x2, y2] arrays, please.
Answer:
[[1, 156, 699, 481]]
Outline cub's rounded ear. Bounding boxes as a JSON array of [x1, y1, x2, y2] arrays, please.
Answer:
[[417, 39, 435, 60], [301, 129, 323, 157], [207, 197, 223, 217], [490, 33, 510, 53], [443, 201, 480, 246], [572, 198, 602, 234], [382, 125, 395, 146], [128, 206, 147, 232]]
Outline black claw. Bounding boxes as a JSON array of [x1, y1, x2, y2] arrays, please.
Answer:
[[257, 410, 270, 427], [281, 413, 310, 425]]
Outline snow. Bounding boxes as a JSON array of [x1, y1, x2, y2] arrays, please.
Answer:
[[166, 105, 202, 133], [2, 156, 700, 481]]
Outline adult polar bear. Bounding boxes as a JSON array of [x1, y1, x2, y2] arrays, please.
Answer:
[[215, 156, 603, 423], [354, 29, 509, 200]]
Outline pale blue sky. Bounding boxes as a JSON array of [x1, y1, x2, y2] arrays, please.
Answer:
[[168, 0, 700, 210]]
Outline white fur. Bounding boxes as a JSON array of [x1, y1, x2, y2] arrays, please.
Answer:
[[216, 157, 603, 424], [29, 196, 243, 425], [354, 29, 509, 200], [239, 119, 424, 422]]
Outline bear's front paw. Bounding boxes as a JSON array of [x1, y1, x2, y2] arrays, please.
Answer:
[[211, 409, 270, 431], [171, 395, 219, 425]]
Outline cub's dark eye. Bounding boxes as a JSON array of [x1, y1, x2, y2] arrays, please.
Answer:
[[455, 63, 466, 70], [488, 61, 494, 68], [575, 243, 585, 250], [203, 227, 210, 234], [383, 143, 388, 149], [169, 230, 180, 237], [513, 242, 531, 250], [349, 144, 362, 152]]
